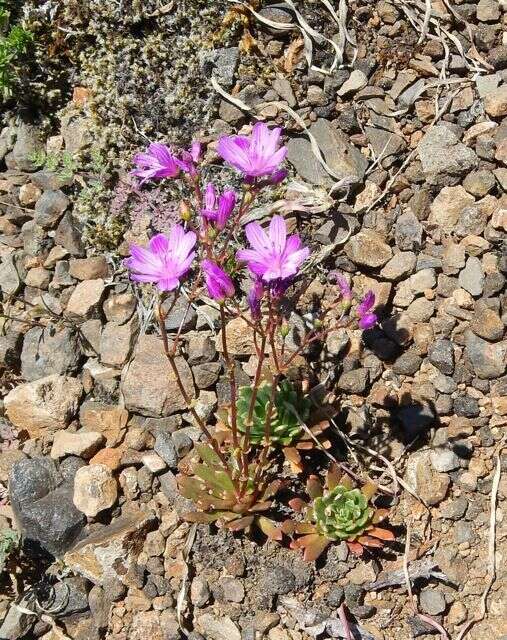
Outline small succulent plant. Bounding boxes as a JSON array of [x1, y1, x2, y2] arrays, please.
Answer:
[[177, 444, 283, 539], [236, 379, 311, 446], [283, 466, 394, 561], [0, 528, 19, 574]]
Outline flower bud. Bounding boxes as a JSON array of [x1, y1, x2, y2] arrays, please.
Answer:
[[180, 200, 192, 221], [280, 323, 290, 338]]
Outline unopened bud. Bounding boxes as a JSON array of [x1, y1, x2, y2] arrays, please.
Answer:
[[313, 318, 323, 330], [341, 298, 352, 313], [180, 200, 192, 221], [280, 323, 290, 338], [242, 190, 254, 206], [208, 226, 217, 240]]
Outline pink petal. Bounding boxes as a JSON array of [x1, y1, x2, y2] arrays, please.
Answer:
[[245, 222, 271, 256], [167, 224, 185, 253], [149, 234, 169, 255], [269, 215, 287, 254]]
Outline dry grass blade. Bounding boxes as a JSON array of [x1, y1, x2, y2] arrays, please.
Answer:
[[210, 76, 251, 112], [455, 440, 505, 640], [176, 523, 197, 634], [418, 0, 432, 43]]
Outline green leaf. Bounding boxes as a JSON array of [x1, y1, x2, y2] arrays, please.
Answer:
[[194, 463, 235, 496], [196, 443, 222, 467]]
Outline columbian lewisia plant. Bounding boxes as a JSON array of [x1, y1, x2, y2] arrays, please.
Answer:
[[123, 121, 388, 556]]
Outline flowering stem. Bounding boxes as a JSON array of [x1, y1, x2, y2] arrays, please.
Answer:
[[157, 302, 238, 491], [219, 305, 243, 479], [218, 185, 257, 261]]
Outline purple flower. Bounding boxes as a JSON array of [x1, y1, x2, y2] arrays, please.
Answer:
[[201, 184, 236, 229], [202, 260, 235, 302], [236, 215, 310, 283], [131, 143, 181, 184], [179, 141, 202, 176], [247, 278, 264, 320], [334, 274, 352, 300], [124, 225, 196, 291], [357, 291, 377, 330], [217, 122, 287, 180]]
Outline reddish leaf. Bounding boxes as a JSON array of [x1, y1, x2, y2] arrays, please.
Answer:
[[296, 441, 314, 450], [347, 541, 364, 556], [300, 535, 331, 562], [248, 501, 272, 513], [357, 535, 384, 548], [225, 515, 255, 531], [283, 447, 303, 473], [182, 511, 221, 523], [326, 466, 341, 490], [258, 516, 283, 541], [368, 527, 395, 541]]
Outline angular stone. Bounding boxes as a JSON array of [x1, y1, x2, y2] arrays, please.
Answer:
[[51, 431, 105, 460], [69, 256, 109, 280], [63, 511, 157, 585], [100, 318, 139, 368], [65, 279, 106, 319], [0, 252, 26, 295], [25, 266, 51, 289], [216, 316, 256, 356], [5, 375, 83, 437], [484, 85, 507, 117], [345, 229, 392, 267], [428, 339, 454, 375], [405, 450, 450, 505], [5, 123, 44, 171], [80, 402, 128, 447], [418, 125, 477, 186], [121, 335, 194, 416], [458, 257, 484, 296], [54, 212, 85, 256], [103, 292, 136, 324], [429, 186, 475, 233], [470, 304, 504, 341], [73, 464, 118, 517], [34, 190, 69, 229], [9, 457, 85, 556], [465, 330, 507, 379], [21, 326, 81, 382], [395, 212, 423, 251], [380, 252, 416, 280]]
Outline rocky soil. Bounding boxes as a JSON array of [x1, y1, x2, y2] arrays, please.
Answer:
[[0, 1, 506, 640]]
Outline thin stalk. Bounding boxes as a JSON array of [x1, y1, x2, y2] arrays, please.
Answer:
[[157, 302, 239, 492], [219, 304, 243, 481]]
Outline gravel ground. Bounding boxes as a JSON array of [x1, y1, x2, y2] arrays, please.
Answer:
[[0, 1, 506, 639]]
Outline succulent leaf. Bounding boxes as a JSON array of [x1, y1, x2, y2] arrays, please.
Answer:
[[236, 380, 310, 445], [313, 485, 373, 541]]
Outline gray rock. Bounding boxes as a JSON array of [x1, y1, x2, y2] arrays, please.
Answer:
[[458, 257, 484, 296], [430, 448, 460, 472], [9, 457, 85, 556], [463, 169, 496, 197], [0, 602, 35, 640], [273, 77, 296, 107], [38, 576, 89, 616], [0, 252, 26, 295], [192, 362, 222, 389], [455, 206, 488, 237], [5, 124, 44, 172], [337, 369, 368, 394], [260, 565, 296, 595], [395, 211, 423, 251], [171, 430, 193, 457], [453, 394, 480, 417], [54, 212, 86, 256], [392, 350, 422, 376], [419, 589, 446, 616], [162, 294, 197, 332], [34, 190, 69, 229], [465, 330, 507, 379], [21, 326, 81, 382], [203, 47, 239, 87], [428, 339, 454, 375], [380, 252, 416, 280], [154, 432, 178, 468], [418, 125, 478, 186], [286, 138, 331, 186]]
